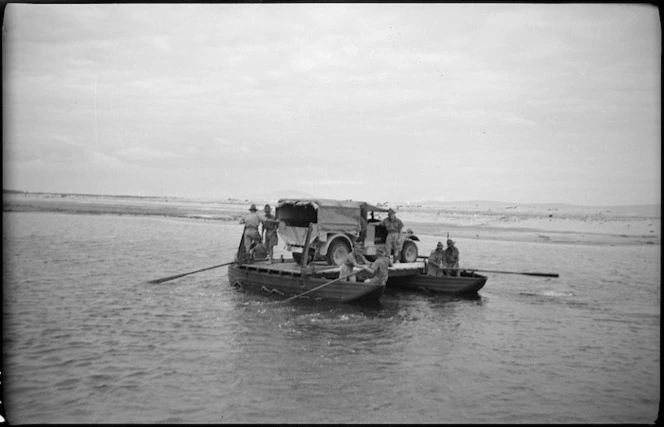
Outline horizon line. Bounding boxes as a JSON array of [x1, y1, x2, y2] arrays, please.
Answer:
[[3, 188, 661, 208]]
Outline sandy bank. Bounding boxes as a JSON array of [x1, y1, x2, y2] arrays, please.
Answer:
[[3, 192, 660, 247]]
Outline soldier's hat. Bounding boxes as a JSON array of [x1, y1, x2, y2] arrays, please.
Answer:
[[249, 204, 257, 212]]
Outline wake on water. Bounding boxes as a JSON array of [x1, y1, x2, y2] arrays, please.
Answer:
[[519, 290, 575, 297]]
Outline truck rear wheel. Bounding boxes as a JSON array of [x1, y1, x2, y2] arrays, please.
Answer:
[[400, 240, 418, 263], [293, 251, 313, 265], [326, 239, 351, 266]]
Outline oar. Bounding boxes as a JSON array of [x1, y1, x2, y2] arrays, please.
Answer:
[[147, 261, 234, 284], [465, 269, 559, 278], [147, 256, 273, 285], [417, 256, 558, 278], [148, 224, 255, 285], [278, 271, 360, 304]]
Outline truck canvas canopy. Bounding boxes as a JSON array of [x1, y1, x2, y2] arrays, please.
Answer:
[[276, 198, 389, 234]]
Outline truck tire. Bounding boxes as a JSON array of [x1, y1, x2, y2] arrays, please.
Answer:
[[326, 239, 351, 266], [400, 240, 418, 263]]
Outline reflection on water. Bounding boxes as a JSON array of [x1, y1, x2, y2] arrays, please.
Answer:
[[2, 212, 660, 424]]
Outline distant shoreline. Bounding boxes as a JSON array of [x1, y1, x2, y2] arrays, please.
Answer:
[[3, 189, 660, 216], [3, 191, 660, 247]]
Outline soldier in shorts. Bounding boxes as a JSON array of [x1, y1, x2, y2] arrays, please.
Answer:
[[382, 208, 404, 264], [261, 204, 280, 264], [239, 204, 263, 258]]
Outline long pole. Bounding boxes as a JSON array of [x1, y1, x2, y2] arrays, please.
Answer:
[[465, 269, 559, 278], [149, 224, 249, 284], [147, 262, 234, 284], [278, 271, 359, 304], [417, 256, 559, 278]]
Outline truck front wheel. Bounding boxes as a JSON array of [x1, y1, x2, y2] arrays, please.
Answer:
[[400, 240, 418, 263]]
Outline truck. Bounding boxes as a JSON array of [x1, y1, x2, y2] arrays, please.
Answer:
[[275, 198, 420, 266]]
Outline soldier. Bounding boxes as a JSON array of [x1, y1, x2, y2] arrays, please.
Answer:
[[239, 204, 263, 256], [261, 204, 280, 264], [381, 208, 404, 264], [249, 241, 268, 261], [339, 242, 370, 282], [427, 241, 445, 276], [443, 239, 460, 276], [362, 246, 391, 287]]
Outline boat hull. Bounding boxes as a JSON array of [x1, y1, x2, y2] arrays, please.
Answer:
[[228, 263, 385, 303], [388, 270, 488, 294]]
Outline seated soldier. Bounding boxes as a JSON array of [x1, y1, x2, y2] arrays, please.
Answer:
[[249, 242, 268, 262], [442, 239, 460, 276], [427, 241, 445, 276], [339, 242, 370, 282], [362, 246, 390, 287]]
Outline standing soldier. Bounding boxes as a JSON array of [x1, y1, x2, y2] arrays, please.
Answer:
[[443, 238, 460, 276], [382, 208, 404, 264], [239, 204, 263, 258], [261, 204, 280, 264]]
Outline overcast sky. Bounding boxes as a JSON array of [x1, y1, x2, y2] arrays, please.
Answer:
[[2, 3, 660, 205]]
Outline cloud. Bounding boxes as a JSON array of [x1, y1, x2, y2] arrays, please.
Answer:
[[88, 151, 133, 170], [3, 4, 660, 205], [213, 137, 249, 153], [503, 114, 538, 128], [114, 146, 180, 166], [310, 180, 365, 186]]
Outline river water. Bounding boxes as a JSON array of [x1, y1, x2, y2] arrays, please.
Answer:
[[2, 211, 660, 423]]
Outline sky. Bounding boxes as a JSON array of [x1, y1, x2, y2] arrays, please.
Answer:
[[2, 3, 661, 206]]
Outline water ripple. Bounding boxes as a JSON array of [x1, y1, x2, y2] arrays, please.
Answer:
[[2, 212, 660, 424]]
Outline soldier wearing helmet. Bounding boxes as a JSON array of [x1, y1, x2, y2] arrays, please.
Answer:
[[443, 238, 460, 276], [427, 241, 446, 276]]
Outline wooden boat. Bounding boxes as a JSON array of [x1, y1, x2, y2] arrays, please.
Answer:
[[228, 260, 386, 303], [388, 267, 488, 294]]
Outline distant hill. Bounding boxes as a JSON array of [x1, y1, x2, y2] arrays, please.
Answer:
[[2, 189, 166, 200], [409, 199, 660, 217], [413, 199, 517, 208]]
